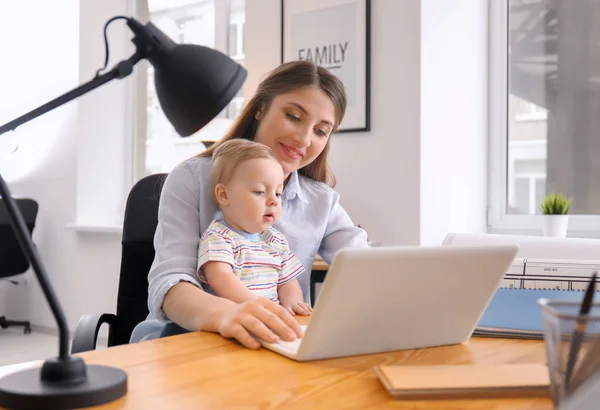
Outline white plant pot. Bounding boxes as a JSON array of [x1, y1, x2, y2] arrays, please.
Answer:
[[543, 215, 569, 238]]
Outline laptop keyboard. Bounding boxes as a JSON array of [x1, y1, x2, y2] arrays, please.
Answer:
[[264, 325, 306, 353]]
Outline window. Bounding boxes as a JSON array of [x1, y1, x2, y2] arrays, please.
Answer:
[[509, 157, 546, 214], [513, 97, 547, 122], [228, 19, 244, 60], [141, 0, 245, 177], [488, 0, 600, 234]]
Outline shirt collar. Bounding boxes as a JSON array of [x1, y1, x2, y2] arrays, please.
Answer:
[[283, 171, 309, 204], [217, 216, 261, 242]]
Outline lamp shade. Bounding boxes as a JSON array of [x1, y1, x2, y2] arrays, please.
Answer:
[[128, 19, 247, 137]]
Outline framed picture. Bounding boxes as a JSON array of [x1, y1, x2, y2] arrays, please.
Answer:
[[281, 0, 371, 133]]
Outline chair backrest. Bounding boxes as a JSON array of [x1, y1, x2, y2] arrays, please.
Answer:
[[0, 198, 38, 278], [110, 173, 167, 347]]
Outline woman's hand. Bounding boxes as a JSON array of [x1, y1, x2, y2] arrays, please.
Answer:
[[217, 298, 303, 349], [283, 301, 313, 316]]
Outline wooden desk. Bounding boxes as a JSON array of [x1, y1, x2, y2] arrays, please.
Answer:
[[1, 318, 552, 409], [312, 258, 329, 272], [310, 258, 329, 304]]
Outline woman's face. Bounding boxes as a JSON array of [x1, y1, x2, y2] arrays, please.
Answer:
[[253, 86, 336, 178]]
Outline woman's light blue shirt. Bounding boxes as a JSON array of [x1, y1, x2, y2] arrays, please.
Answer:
[[131, 155, 368, 342]]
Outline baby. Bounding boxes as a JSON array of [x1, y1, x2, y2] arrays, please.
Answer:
[[197, 139, 312, 316]]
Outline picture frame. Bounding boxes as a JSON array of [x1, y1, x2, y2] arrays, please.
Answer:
[[281, 0, 371, 133]]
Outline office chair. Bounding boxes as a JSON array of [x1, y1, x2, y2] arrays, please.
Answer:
[[71, 171, 327, 353], [71, 173, 166, 353], [0, 197, 38, 334]]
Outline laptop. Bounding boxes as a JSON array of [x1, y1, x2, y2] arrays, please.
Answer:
[[259, 244, 518, 361]]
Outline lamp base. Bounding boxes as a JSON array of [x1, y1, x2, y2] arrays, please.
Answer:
[[0, 356, 127, 410]]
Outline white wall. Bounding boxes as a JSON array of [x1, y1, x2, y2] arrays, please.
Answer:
[[0, 0, 129, 331], [0, 0, 489, 333], [246, 0, 487, 247], [76, 0, 136, 228], [420, 0, 488, 245]]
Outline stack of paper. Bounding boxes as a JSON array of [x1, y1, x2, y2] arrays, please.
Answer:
[[443, 233, 600, 338], [374, 364, 550, 400]]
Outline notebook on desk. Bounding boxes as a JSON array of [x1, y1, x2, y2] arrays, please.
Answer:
[[374, 364, 550, 400], [443, 233, 600, 339], [258, 244, 518, 361]]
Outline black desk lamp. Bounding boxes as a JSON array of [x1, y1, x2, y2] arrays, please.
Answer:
[[0, 16, 246, 409]]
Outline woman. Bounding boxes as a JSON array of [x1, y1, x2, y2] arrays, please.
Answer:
[[132, 60, 368, 349]]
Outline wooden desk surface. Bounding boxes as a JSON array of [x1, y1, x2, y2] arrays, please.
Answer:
[[311, 257, 329, 271], [0, 316, 552, 410]]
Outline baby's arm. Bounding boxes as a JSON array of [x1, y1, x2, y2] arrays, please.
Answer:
[[203, 261, 259, 304], [278, 279, 311, 315]]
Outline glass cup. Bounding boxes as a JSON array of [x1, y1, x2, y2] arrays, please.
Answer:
[[537, 298, 600, 407]]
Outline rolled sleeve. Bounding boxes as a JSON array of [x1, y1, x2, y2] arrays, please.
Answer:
[[278, 245, 305, 286], [318, 192, 369, 264], [147, 162, 204, 321]]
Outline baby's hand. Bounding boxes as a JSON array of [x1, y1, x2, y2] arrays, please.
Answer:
[[285, 301, 313, 316]]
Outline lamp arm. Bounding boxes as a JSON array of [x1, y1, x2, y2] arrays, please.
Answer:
[[0, 50, 142, 136], [0, 50, 142, 360]]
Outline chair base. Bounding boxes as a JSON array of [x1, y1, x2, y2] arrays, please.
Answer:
[[0, 316, 31, 334]]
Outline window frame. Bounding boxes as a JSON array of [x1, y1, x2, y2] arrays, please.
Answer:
[[133, 0, 244, 181], [487, 0, 600, 236]]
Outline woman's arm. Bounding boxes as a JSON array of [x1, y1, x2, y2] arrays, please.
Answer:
[[147, 162, 206, 320], [162, 281, 234, 332], [318, 192, 370, 264], [149, 160, 302, 347], [163, 282, 302, 348]]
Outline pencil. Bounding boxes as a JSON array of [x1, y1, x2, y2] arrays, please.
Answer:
[[564, 272, 597, 391]]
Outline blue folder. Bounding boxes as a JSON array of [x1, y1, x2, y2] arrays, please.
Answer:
[[474, 288, 586, 339]]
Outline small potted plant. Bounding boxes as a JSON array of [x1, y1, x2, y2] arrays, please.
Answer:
[[540, 193, 572, 237]]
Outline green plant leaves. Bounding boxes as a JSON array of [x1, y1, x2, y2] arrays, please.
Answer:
[[540, 193, 573, 215]]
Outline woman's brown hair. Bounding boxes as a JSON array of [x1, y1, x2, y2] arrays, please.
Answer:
[[198, 60, 346, 187]]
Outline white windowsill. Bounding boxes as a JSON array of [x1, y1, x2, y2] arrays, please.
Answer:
[[488, 228, 600, 240], [487, 214, 600, 239], [515, 112, 548, 122], [64, 223, 123, 235]]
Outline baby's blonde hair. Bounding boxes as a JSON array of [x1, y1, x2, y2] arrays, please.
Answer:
[[210, 139, 278, 207]]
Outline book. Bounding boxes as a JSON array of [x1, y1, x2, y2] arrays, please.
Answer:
[[474, 288, 587, 338], [374, 364, 550, 400], [443, 233, 600, 338]]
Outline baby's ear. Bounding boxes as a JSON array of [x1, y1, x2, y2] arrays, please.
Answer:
[[215, 184, 229, 207]]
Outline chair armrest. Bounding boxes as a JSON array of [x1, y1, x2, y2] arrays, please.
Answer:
[[71, 313, 117, 354]]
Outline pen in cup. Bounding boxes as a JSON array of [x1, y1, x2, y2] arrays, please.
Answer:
[[564, 271, 597, 391]]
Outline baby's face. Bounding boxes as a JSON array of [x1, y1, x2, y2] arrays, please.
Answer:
[[223, 157, 284, 233]]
